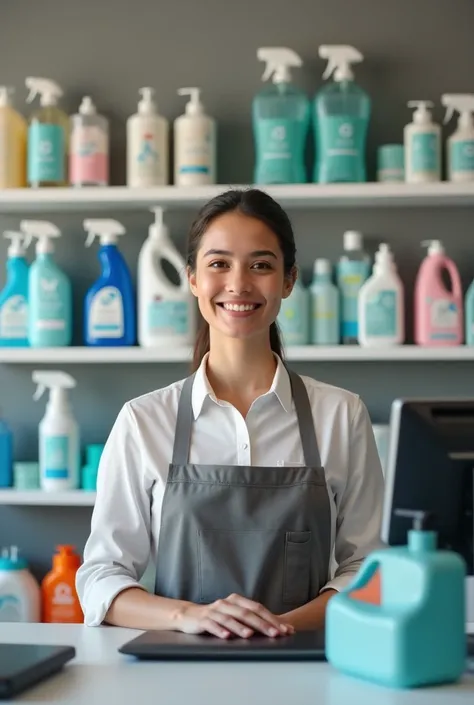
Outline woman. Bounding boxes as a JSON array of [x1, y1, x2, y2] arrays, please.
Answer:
[[76, 188, 384, 639]]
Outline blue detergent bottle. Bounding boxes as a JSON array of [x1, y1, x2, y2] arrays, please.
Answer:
[[83, 219, 136, 346], [0, 231, 30, 347]]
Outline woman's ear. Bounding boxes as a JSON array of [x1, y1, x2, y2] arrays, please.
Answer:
[[187, 266, 198, 298], [282, 266, 298, 299]]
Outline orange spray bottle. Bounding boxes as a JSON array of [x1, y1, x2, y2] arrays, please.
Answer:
[[41, 545, 83, 623]]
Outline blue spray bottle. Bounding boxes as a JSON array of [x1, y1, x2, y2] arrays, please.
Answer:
[[83, 219, 136, 346], [0, 231, 30, 347]]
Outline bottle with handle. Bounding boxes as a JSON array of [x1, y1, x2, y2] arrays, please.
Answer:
[[0, 86, 27, 188]]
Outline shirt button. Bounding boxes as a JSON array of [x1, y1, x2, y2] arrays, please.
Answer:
[[241, 443, 248, 450]]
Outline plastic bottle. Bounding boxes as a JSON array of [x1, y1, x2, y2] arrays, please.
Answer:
[[336, 231, 370, 344], [41, 545, 83, 623], [314, 45, 370, 183], [0, 231, 29, 347], [253, 47, 310, 184], [0, 413, 13, 488], [277, 276, 310, 346], [25, 77, 68, 187], [20, 220, 72, 348], [358, 243, 405, 347], [83, 219, 136, 346], [466, 278, 474, 346], [310, 259, 339, 345], [127, 87, 169, 187], [0, 546, 41, 622], [441, 94, 474, 182], [414, 240, 463, 346], [70, 96, 109, 187], [138, 207, 195, 347], [174, 88, 216, 186], [0, 86, 27, 188], [32, 370, 79, 491], [404, 101, 441, 183]]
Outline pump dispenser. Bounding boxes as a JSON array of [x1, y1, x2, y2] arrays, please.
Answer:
[[174, 87, 216, 186], [253, 47, 310, 184], [0, 231, 30, 347], [314, 45, 370, 183], [25, 77, 68, 187], [404, 101, 441, 183], [0, 86, 27, 188], [127, 87, 169, 187], [70, 96, 109, 187], [32, 370, 79, 491], [441, 94, 474, 182], [83, 219, 135, 346]]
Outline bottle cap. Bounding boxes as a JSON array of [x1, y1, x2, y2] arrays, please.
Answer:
[[78, 96, 97, 115], [343, 230, 363, 251], [314, 258, 331, 276], [53, 545, 81, 571]]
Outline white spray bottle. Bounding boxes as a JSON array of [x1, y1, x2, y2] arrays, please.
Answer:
[[127, 87, 169, 187], [441, 94, 474, 182], [174, 88, 216, 186], [404, 101, 441, 183], [32, 370, 79, 491]]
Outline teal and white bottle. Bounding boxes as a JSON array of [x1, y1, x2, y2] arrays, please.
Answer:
[[253, 47, 310, 184], [314, 45, 370, 183], [277, 276, 309, 346], [336, 231, 370, 344], [310, 259, 339, 345], [0, 231, 29, 347], [466, 278, 474, 345]]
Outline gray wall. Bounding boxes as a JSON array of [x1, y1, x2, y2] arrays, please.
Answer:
[[1, 0, 474, 579]]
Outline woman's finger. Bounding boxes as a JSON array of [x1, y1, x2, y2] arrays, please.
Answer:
[[208, 609, 254, 638], [201, 617, 231, 639], [217, 596, 286, 636]]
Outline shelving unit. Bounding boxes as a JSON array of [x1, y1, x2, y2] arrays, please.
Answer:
[[0, 489, 96, 506]]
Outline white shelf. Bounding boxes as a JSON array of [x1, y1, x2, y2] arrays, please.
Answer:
[[0, 345, 474, 364], [0, 489, 96, 506], [0, 182, 474, 213]]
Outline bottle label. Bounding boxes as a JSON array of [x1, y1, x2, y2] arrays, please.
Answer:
[[177, 124, 213, 177], [411, 133, 439, 173], [34, 275, 66, 330], [312, 291, 339, 344], [133, 131, 165, 183], [44, 435, 70, 479], [428, 298, 459, 340], [89, 286, 124, 339], [256, 119, 301, 182], [0, 595, 21, 622], [318, 117, 366, 181], [337, 261, 369, 338], [451, 140, 474, 173], [365, 290, 397, 337], [28, 123, 64, 183], [70, 126, 108, 184], [0, 295, 28, 339], [148, 300, 189, 336], [278, 298, 308, 345]]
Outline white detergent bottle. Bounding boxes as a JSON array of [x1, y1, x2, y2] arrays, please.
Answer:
[[174, 88, 216, 186], [358, 243, 405, 347], [441, 94, 474, 182], [138, 207, 195, 347], [127, 87, 169, 187], [0, 546, 41, 622], [32, 370, 79, 491], [404, 101, 441, 183]]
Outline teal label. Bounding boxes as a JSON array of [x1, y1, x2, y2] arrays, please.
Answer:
[[365, 291, 397, 337], [28, 123, 65, 183], [312, 290, 339, 345], [452, 140, 474, 173], [148, 300, 189, 336], [44, 435, 69, 479], [412, 133, 439, 173], [318, 117, 366, 181], [34, 273, 66, 329], [255, 119, 302, 183], [278, 295, 309, 345], [0, 295, 28, 339], [337, 261, 369, 339]]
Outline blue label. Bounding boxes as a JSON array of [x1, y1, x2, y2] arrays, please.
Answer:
[[179, 165, 209, 174], [255, 118, 304, 183], [451, 140, 474, 173], [365, 291, 397, 337], [317, 117, 366, 182], [148, 300, 189, 336], [44, 435, 69, 479], [411, 133, 439, 173], [337, 261, 369, 339], [28, 123, 64, 183]]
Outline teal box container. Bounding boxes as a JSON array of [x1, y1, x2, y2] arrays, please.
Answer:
[[13, 461, 40, 490], [377, 144, 404, 182], [81, 443, 104, 491]]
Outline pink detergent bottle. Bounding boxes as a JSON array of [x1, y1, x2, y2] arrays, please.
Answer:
[[414, 240, 463, 346]]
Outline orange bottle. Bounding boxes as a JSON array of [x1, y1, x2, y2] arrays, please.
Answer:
[[41, 545, 83, 623]]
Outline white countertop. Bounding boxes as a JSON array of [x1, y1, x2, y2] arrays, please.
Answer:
[[1, 623, 473, 705]]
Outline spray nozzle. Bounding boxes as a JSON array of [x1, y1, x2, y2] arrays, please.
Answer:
[[32, 370, 76, 404], [25, 77, 62, 107], [0, 86, 14, 108], [257, 47, 302, 84], [20, 220, 61, 254], [3, 231, 27, 257], [138, 87, 156, 114], [78, 96, 96, 115], [441, 94, 474, 126], [83, 219, 125, 247], [319, 45, 363, 82], [178, 87, 204, 115]]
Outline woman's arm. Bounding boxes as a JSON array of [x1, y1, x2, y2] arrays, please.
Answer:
[[105, 588, 190, 629]]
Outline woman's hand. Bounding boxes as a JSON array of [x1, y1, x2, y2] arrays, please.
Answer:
[[176, 593, 296, 639]]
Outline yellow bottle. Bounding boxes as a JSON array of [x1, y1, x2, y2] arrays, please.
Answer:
[[0, 87, 27, 188], [25, 77, 69, 187]]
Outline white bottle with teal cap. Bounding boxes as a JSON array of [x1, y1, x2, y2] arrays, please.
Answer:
[[441, 94, 474, 182], [20, 220, 72, 348], [277, 276, 309, 346], [253, 47, 310, 184], [0, 231, 29, 347], [404, 101, 441, 183], [174, 88, 216, 186], [314, 45, 370, 183], [0, 546, 41, 622], [310, 259, 339, 345]]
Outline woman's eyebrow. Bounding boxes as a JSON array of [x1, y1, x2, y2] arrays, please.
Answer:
[[203, 248, 277, 258]]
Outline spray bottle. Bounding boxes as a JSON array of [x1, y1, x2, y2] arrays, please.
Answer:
[[0, 86, 27, 188], [314, 45, 370, 183], [253, 47, 310, 184], [70, 96, 109, 187], [441, 94, 474, 182], [83, 219, 136, 346], [32, 370, 79, 491], [0, 232, 30, 347], [25, 77, 68, 187], [127, 87, 169, 187], [174, 88, 216, 186], [404, 101, 441, 183], [20, 220, 72, 348]]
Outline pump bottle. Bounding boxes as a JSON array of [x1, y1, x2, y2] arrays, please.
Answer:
[[25, 77, 68, 187], [0, 87, 27, 188], [0, 231, 30, 347], [127, 87, 169, 187], [70, 96, 109, 187], [174, 88, 216, 186], [441, 94, 474, 182], [32, 370, 79, 491], [404, 101, 441, 183]]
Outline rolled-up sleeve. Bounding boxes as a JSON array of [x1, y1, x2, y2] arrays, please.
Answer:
[[322, 397, 384, 593], [76, 403, 152, 626]]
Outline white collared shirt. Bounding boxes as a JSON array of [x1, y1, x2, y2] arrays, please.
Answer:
[[76, 354, 384, 627]]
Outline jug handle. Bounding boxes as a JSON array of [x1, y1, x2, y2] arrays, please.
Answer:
[[443, 260, 463, 300], [344, 555, 381, 595], [160, 247, 190, 294]]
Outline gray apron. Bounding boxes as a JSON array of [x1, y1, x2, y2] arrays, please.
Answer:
[[154, 368, 332, 615]]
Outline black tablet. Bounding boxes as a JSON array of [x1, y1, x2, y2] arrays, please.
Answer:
[[0, 643, 76, 700]]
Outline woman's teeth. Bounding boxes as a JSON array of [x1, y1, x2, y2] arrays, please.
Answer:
[[222, 303, 258, 312]]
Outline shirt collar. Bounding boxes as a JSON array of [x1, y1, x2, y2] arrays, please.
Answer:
[[191, 352, 293, 420]]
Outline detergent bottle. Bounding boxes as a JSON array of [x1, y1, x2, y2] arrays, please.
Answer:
[[127, 87, 169, 186], [174, 87, 216, 185], [41, 545, 83, 623], [441, 94, 474, 182], [404, 101, 441, 183], [83, 219, 136, 346], [0, 546, 41, 622], [0, 86, 27, 188], [0, 231, 29, 347]]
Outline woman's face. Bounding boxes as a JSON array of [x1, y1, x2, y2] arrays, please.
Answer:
[[188, 211, 295, 343]]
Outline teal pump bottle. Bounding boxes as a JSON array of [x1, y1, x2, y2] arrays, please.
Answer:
[[314, 45, 371, 183], [277, 276, 309, 346], [310, 259, 339, 345], [253, 47, 310, 184], [0, 231, 29, 347]]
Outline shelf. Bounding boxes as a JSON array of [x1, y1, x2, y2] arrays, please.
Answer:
[[0, 182, 474, 213], [0, 489, 96, 506], [0, 345, 474, 364]]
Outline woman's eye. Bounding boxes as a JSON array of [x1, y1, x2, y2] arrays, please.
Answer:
[[209, 260, 229, 269], [251, 261, 272, 270]]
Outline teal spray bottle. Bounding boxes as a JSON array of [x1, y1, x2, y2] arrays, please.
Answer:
[[0, 231, 30, 347]]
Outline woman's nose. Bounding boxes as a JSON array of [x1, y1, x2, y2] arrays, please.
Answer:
[[225, 267, 252, 294]]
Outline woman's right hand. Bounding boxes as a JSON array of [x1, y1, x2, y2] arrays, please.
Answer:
[[177, 593, 295, 639]]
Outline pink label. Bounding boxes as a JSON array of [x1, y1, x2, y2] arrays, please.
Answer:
[[70, 126, 108, 184]]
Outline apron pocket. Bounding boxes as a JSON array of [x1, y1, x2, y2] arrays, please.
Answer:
[[283, 531, 312, 605]]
